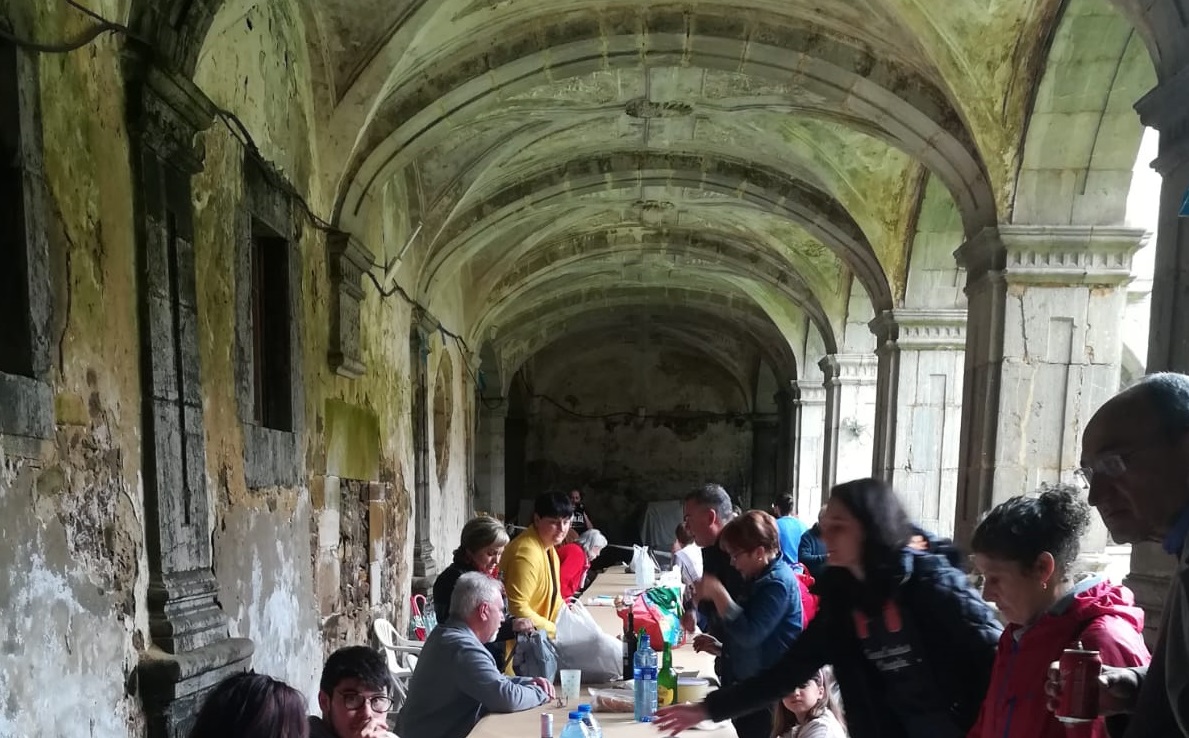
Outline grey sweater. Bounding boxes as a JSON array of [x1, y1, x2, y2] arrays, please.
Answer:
[[396, 619, 548, 738]]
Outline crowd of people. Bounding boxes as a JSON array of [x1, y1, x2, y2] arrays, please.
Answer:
[[177, 372, 1189, 738]]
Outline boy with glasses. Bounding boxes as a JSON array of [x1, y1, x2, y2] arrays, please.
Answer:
[[310, 646, 397, 738]]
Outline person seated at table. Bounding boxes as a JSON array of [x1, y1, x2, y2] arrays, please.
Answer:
[[693, 510, 804, 738], [310, 646, 398, 738], [188, 671, 309, 738], [396, 572, 555, 738], [672, 521, 703, 586], [502, 491, 573, 641], [557, 528, 608, 600], [434, 516, 535, 669], [967, 484, 1149, 738], [771, 666, 847, 738]]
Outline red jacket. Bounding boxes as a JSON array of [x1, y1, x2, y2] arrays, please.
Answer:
[[968, 578, 1150, 738], [556, 542, 589, 600]]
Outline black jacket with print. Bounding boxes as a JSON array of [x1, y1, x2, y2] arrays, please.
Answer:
[[704, 550, 1002, 738]]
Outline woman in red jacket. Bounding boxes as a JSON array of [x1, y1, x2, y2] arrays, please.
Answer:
[[556, 528, 607, 600], [968, 483, 1150, 738]]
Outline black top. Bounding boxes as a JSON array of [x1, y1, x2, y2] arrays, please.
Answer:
[[696, 536, 749, 684], [704, 550, 1002, 738], [571, 504, 590, 534]]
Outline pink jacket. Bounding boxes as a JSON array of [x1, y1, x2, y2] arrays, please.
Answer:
[[968, 578, 1151, 738]]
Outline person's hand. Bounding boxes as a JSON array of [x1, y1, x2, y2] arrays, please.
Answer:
[[359, 719, 396, 738], [513, 617, 536, 633], [693, 575, 726, 605], [654, 703, 710, 734], [531, 676, 557, 699], [692, 634, 722, 656], [681, 608, 696, 634], [1045, 662, 1142, 716]]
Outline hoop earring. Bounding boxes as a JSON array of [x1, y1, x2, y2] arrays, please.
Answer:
[[1041, 581, 1048, 590]]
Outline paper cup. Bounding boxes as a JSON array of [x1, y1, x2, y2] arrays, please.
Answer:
[[559, 669, 582, 705]]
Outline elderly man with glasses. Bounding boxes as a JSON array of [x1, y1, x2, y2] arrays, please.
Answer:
[[310, 646, 399, 738], [1047, 372, 1189, 737], [397, 571, 554, 738]]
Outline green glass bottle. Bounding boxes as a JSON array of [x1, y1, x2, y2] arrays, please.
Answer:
[[657, 640, 678, 707]]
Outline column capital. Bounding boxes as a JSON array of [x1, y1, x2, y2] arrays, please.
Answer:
[[956, 225, 1148, 287], [1136, 64, 1189, 175], [795, 378, 827, 404], [871, 309, 967, 351], [819, 353, 878, 385]]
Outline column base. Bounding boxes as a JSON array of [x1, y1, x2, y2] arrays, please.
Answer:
[[137, 637, 254, 738]]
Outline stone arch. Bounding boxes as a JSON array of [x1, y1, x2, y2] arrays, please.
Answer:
[[1108, 0, 1189, 79], [433, 350, 454, 488], [1012, 0, 1157, 226], [418, 152, 893, 313], [334, 9, 996, 235]]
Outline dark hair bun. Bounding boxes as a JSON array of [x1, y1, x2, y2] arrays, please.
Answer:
[[1036, 484, 1092, 539]]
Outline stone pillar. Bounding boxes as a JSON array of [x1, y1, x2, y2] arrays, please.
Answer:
[[411, 310, 437, 580], [775, 386, 797, 496], [953, 225, 1145, 546], [126, 59, 252, 738], [474, 400, 508, 518], [794, 379, 827, 519], [1127, 65, 1189, 645], [873, 309, 967, 537], [750, 414, 779, 510], [820, 354, 879, 487], [870, 318, 900, 486]]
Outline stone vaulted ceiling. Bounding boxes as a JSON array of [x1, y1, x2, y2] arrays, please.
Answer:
[[209, 0, 1071, 391]]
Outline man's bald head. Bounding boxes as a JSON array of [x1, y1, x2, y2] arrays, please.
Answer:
[[1082, 373, 1189, 543]]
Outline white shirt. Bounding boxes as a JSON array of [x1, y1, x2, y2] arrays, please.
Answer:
[[675, 544, 703, 586]]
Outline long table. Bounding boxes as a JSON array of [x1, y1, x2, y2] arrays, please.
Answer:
[[470, 572, 737, 738]]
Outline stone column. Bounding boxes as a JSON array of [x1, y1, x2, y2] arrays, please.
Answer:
[[775, 386, 797, 496], [1127, 65, 1189, 646], [873, 309, 967, 537], [126, 59, 252, 738], [474, 399, 508, 518], [820, 354, 879, 487], [411, 310, 437, 580], [953, 225, 1145, 546], [794, 379, 827, 519], [750, 414, 779, 510]]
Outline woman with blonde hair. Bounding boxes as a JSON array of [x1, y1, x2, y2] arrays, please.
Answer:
[[772, 666, 846, 738], [433, 516, 533, 669]]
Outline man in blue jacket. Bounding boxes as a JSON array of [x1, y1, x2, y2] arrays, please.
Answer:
[[397, 572, 554, 738]]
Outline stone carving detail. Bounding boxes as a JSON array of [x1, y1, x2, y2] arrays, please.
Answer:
[[625, 98, 694, 119], [957, 226, 1147, 286], [327, 232, 375, 379]]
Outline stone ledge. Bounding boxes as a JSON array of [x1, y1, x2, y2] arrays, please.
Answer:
[[869, 309, 968, 351], [795, 380, 827, 404], [820, 353, 878, 383], [956, 225, 1148, 286]]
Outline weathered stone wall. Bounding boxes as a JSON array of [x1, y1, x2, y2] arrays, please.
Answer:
[[518, 340, 753, 543]]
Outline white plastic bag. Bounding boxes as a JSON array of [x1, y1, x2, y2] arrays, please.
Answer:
[[555, 601, 622, 683], [631, 545, 655, 589]]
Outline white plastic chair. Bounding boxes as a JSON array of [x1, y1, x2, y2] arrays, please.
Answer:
[[373, 618, 423, 710]]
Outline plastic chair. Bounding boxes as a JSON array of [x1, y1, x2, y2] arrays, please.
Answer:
[[373, 618, 423, 710]]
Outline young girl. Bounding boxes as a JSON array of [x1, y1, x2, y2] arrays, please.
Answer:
[[772, 667, 847, 738]]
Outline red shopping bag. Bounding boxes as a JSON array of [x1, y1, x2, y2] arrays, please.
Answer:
[[795, 564, 819, 627]]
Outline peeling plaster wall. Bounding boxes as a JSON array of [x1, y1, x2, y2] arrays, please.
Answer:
[[429, 342, 472, 563], [519, 341, 753, 543], [0, 3, 147, 735]]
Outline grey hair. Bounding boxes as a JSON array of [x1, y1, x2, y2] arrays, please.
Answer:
[[578, 529, 607, 556], [685, 483, 734, 521], [1131, 373, 1189, 440], [450, 571, 503, 618]]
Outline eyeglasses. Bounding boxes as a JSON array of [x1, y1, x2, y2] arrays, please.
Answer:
[[338, 691, 393, 713], [1074, 453, 1131, 486]]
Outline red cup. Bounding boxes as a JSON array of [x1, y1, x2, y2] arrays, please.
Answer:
[[1056, 643, 1102, 724]]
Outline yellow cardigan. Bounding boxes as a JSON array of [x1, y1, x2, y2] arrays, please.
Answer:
[[502, 526, 564, 637]]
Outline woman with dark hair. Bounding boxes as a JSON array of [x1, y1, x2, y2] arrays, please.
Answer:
[[771, 666, 847, 738], [694, 510, 804, 738], [433, 516, 534, 669], [968, 484, 1149, 738], [188, 672, 308, 738], [655, 478, 1002, 738], [502, 491, 574, 637]]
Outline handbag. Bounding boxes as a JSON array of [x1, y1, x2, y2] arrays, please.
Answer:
[[408, 593, 438, 641], [512, 629, 559, 682]]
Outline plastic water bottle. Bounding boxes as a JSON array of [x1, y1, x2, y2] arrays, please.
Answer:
[[577, 704, 603, 738], [559, 711, 592, 738], [633, 633, 658, 722]]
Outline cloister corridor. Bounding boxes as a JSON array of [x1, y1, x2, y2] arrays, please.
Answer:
[[3, 0, 1189, 735]]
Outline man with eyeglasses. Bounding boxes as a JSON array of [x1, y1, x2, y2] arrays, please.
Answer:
[[310, 645, 398, 738], [1045, 372, 1189, 737], [397, 571, 554, 738]]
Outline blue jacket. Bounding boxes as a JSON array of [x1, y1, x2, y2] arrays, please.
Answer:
[[705, 550, 1001, 738], [720, 557, 804, 681], [798, 524, 828, 578]]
